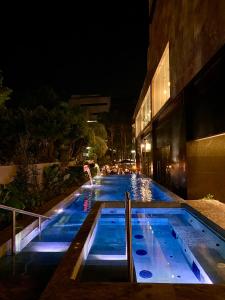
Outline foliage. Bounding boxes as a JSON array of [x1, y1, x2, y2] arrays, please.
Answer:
[[0, 103, 99, 164], [0, 161, 43, 210], [203, 193, 215, 200], [86, 122, 108, 162], [43, 164, 65, 197], [89, 136, 108, 160], [98, 110, 132, 162], [64, 166, 86, 186], [0, 79, 110, 228], [91, 123, 107, 140], [0, 71, 12, 107], [0, 78, 109, 165], [0, 185, 25, 209]]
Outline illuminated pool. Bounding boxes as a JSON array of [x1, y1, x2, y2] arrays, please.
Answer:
[[0, 175, 173, 293], [80, 174, 172, 203], [80, 208, 225, 284]]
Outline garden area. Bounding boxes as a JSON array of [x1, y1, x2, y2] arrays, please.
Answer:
[[0, 72, 108, 229]]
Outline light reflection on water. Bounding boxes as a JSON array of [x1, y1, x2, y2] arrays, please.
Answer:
[[80, 174, 171, 204]]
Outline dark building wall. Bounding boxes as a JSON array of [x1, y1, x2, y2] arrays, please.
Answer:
[[134, 0, 225, 201], [153, 95, 187, 198], [148, 0, 225, 99], [135, 0, 225, 124], [152, 45, 225, 202], [186, 46, 225, 140], [185, 46, 225, 201]]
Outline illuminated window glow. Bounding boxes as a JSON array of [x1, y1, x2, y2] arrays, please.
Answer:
[[152, 43, 170, 116], [135, 86, 151, 137]]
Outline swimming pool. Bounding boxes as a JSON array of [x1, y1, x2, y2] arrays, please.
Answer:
[[19, 175, 172, 252], [80, 208, 225, 284], [0, 175, 173, 296], [79, 174, 172, 204]]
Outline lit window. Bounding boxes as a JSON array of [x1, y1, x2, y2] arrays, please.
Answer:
[[135, 86, 151, 137], [152, 43, 170, 116]]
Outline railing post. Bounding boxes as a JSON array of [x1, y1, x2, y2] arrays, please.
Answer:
[[38, 217, 41, 232], [125, 191, 134, 282], [0, 204, 50, 256], [12, 210, 16, 255]]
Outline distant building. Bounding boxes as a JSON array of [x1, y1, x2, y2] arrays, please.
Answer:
[[69, 95, 111, 121], [133, 0, 225, 201]]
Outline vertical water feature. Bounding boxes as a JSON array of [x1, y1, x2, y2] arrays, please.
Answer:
[[83, 164, 93, 185]]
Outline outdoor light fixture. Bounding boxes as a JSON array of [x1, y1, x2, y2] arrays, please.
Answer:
[[87, 120, 97, 123], [131, 150, 136, 153]]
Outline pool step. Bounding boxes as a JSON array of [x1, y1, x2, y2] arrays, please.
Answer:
[[171, 225, 225, 283], [87, 254, 127, 261], [79, 259, 128, 282], [192, 246, 225, 283], [22, 242, 71, 253]]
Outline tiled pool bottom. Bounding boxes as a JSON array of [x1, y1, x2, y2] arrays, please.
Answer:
[[81, 208, 225, 284]]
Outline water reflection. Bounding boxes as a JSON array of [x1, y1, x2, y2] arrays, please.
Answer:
[[79, 174, 171, 203]]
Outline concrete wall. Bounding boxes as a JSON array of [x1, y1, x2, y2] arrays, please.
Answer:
[[0, 165, 17, 185], [0, 162, 59, 186]]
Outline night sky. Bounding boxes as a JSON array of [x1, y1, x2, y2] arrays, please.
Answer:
[[0, 2, 149, 115]]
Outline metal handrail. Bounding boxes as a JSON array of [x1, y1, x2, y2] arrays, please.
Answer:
[[125, 191, 134, 282], [0, 204, 50, 219], [0, 204, 50, 255]]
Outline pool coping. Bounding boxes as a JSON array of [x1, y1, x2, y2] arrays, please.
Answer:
[[40, 200, 225, 300]]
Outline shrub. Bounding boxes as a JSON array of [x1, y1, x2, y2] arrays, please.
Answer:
[[43, 164, 64, 197], [203, 193, 215, 200]]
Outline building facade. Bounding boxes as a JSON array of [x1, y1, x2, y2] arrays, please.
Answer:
[[133, 0, 225, 201], [69, 95, 111, 121]]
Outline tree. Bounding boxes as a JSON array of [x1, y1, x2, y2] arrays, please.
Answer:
[[89, 136, 108, 161], [98, 110, 132, 162], [0, 71, 12, 107]]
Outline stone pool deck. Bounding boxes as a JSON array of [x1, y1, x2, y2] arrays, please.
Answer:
[[41, 282, 225, 300], [40, 199, 225, 300], [183, 200, 225, 232]]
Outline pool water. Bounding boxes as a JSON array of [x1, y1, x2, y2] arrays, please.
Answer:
[[82, 175, 172, 202], [0, 175, 172, 297], [81, 208, 225, 284], [20, 175, 171, 253]]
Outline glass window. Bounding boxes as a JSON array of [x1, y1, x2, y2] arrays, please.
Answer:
[[152, 43, 170, 116], [135, 85, 152, 137]]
